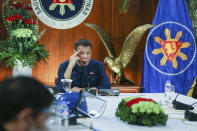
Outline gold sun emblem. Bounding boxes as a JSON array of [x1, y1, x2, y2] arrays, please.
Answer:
[[49, 0, 75, 16], [152, 28, 190, 69]]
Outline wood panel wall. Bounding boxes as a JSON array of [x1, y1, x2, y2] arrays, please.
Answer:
[[0, 0, 158, 86]]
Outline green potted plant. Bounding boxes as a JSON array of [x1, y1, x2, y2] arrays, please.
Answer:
[[0, 0, 49, 76], [187, 0, 197, 46]]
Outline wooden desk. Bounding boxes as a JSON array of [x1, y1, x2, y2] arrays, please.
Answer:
[[48, 85, 142, 93], [112, 85, 141, 93]]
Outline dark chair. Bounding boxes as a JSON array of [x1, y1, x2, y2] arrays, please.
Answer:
[[55, 77, 58, 86], [192, 78, 197, 99]]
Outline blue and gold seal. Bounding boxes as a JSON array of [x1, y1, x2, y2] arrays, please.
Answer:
[[31, 0, 94, 29], [146, 22, 196, 76]]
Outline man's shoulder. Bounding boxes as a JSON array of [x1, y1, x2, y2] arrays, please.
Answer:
[[90, 59, 104, 67], [61, 60, 69, 64], [60, 60, 69, 67]]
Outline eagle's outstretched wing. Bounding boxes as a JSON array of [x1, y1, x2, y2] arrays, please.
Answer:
[[84, 23, 116, 58], [115, 24, 154, 68]]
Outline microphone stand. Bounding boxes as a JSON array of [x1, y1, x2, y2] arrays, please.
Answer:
[[172, 91, 194, 110], [84, 66, 97, 95]]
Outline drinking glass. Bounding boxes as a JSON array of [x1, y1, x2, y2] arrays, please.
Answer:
[[61, 79, 72, 93]]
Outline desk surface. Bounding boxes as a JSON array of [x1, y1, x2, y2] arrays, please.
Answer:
[[67, 93, 197, 131]]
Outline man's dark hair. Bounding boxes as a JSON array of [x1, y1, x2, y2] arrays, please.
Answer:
[[0, 76, 54, 125], [75, 39, 92, 49]]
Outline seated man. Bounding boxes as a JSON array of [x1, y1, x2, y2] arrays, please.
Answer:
[[0, 76, 53, 131], [57, 39, 111, 92]]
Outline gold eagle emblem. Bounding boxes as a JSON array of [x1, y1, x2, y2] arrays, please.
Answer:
[[85, 23, 153, 85]]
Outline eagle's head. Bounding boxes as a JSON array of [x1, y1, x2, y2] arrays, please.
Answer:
[[104, 56, 114, 66]]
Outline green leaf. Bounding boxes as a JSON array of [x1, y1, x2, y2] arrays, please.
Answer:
[[120, 0, 131, 14]]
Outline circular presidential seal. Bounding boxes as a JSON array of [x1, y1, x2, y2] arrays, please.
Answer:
[[146, 21, 196, 76], [31, 0, 94, 29]]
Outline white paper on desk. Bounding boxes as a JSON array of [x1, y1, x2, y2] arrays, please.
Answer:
[[165, 109, 185, 119], [183, 120, 197, 126]]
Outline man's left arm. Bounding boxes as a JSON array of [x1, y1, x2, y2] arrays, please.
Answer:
[[96, 63, 111, 89]]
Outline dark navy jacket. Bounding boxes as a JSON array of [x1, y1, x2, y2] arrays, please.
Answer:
[[57, 59, 111, 92]]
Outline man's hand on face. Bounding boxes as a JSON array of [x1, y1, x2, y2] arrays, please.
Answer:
[[68, 50, 80, 68]]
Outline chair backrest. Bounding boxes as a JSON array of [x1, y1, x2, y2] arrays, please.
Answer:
[[55, 77, 58, 86], [192, 78, 197, 99]]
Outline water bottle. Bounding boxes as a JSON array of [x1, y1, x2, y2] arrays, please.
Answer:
[[165, 81, 171, 94], [45, 104, 58, 126], [164, 81, 175, 106], [163, 81, 171, 106], [57, 101, 69, 129]]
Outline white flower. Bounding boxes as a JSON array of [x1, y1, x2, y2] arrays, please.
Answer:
[[13, 28, 32, 37], [12, 28, 37, 41]]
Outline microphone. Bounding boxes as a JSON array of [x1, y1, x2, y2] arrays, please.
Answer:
[[172, 93, 194, 110], [82, 63, 120, 96], [184, 102, 197, 121], [172, 94, 194, 110], [83, 66, 90, 90], [83, 66, 96, 95], [82, 61, 86, 65]]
